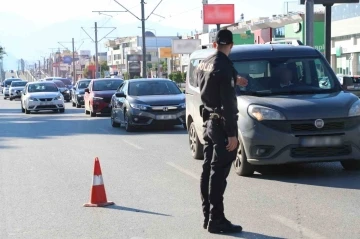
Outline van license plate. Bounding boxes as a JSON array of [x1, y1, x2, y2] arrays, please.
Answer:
[[300, 136, 343, 147]]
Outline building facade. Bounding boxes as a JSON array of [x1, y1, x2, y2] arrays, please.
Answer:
[[331, 3, 360, 75], [105, 34, 179, 78]]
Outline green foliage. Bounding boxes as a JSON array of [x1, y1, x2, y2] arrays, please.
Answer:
[[83, 66, 89, 78], [160, 60, 167, 72], [134, 75, 140, 79], [123, 72, 129, 80], [169, 71, 185, 84], [100, 61, 109, 78], [0, 45, 6, 59]]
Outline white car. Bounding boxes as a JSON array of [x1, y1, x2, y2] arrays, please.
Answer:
[[21, 81, 65, 114], [9, 80, 28, 101]]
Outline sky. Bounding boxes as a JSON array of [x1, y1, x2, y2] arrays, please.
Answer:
[[0, 0, 324, 69]]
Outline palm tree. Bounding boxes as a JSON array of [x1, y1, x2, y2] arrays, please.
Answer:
[[0, 45, 6, 59]]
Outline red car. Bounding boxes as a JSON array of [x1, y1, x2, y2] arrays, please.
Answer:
[[84, 78, 124, 117]]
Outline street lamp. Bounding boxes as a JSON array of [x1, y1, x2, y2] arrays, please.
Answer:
[[138, 26, 159, 77]]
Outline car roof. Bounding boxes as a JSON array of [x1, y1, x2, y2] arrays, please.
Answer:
[[11, 80, 26, 83], [53, 79, 64, 83], [28, 81, 56, 85], [93, 78, 123, 81], [127, 78, 172, 82], [78, 79, 91, 81], [5, 78, 21, 81], [190, 44, 320, 61]]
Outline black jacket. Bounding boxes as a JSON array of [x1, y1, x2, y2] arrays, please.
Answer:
[[196, 51, 238, 137]]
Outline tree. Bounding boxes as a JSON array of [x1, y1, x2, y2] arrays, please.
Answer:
[[83, 66, 89, 78], [0, 45, 6, 60], [100, 61, 109, 78]]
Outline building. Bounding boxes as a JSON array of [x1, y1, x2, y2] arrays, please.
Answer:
[[331, 3, 360, 75], [105, 32, 179, 78]]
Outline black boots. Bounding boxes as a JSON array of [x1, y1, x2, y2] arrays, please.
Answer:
[[207, 217, 242, 234]]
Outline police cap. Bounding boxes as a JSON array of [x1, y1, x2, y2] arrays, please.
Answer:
[[215, 29, 233, 45]]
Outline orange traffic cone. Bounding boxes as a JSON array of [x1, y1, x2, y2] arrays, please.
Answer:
[[84, 157, 114, 207]]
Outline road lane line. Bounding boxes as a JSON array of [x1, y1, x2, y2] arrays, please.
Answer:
[[166, 162, 200, 180], [122, 139, 144, 150], [270, 214, 326, 239]]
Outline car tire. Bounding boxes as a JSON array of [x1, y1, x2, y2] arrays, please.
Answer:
[[111, 110, 120, 127], [76, 103, 81, 108], [340, 160, 360, 170], [72, 101, 76, 107], [124, 111, 134, 132], [59, 109, 65, 113], [188, 122, 204, 160], [25, 108, 30, 114], [90, 110, 96, 117], [233, 140, 255, 177], [9, 97, 13, 101]]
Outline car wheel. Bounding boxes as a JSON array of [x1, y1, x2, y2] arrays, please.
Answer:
[[340, 160, 360, 170], [76, 103, 81, 108], [233, 140, 255, 176], [90, 109, 96, 117], [111, 110, 120, 127], [59, 109, 65, 113], [72, 101, 76, 107], [188, 122, 204, 159], [10, 97, 13, 101], [21, 101, 25, 113], [25, 108, 30, 114], [124, 111, 134, 132]]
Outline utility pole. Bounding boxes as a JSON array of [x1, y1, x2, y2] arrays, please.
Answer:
[[94, 22, 99, 78], [98, 0, 165, 78], [141, 0, 147, 77], [305, 0, 314, 46], [81, 23, 116, 78], [72, 38, 76, 82]]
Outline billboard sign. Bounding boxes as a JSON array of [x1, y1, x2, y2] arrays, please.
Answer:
[[127, 54, 151, 61], [158, 47, 179, 58], [63, 56, 72, 64], [60, 64, 68, 71], [172, 39, 201, 54], [203, 4, 235, 25], [128, 62, 141, 72], [79, 50, 91, 58]]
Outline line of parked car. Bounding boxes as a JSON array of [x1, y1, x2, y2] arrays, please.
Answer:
[[1, 76, 187, 131]]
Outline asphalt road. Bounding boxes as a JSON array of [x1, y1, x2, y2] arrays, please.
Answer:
[[0, 96, 359, 239]]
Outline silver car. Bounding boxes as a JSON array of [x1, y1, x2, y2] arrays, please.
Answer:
[[2, 78, 22, 99], [9, 80, 28, 100], [185, 42, 360, 176]]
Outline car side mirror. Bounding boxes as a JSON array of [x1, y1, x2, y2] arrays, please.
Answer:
[[182, 89, 186, 94], [115, 92, 126, 98], [84, 88, 90, 93]]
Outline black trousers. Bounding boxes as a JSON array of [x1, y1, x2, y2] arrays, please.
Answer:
[[200, 119, 238, 221]]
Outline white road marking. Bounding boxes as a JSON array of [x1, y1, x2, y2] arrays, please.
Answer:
[[166, 162, 200, 181], [270, 214, 326, 239], [122, 139, 144, 150]]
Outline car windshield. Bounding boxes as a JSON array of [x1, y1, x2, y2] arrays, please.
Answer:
[[28, 83, 58, 93], [54, 81, 65, 87], [5, 79, 21, 86], [128, 80, 182, 96], [93, 80, 123, 91], [11, 81, 27, 87], [59, 79, 72, 85], [234, 57, 341, 96], [77, 80, 91, 89]]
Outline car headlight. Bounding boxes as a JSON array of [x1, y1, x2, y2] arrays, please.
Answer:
[[247, 105, 286, 121], [93, 97, 103, 101], [179, 103, 186, 109], [348, 100, 360, 117], [130, 103, 148, 110], [54, 94, 63, 100], [28, 97, 38, 101]]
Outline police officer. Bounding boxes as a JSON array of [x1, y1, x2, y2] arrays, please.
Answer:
[[196, 29, 248, 233]]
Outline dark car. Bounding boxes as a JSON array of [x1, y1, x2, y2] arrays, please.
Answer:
[[84, 78, 124, 116], [71, 79, 91, 108], [337, 75, 360, 97], [110, 78, 186, 131], [53, 80, 71, 102], [186, 41, 360, 176]]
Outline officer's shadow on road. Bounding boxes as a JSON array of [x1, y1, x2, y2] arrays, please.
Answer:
[[106, 204, 172, 217], [252, 163, 360, 190], [207, 231, 285, 238]]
